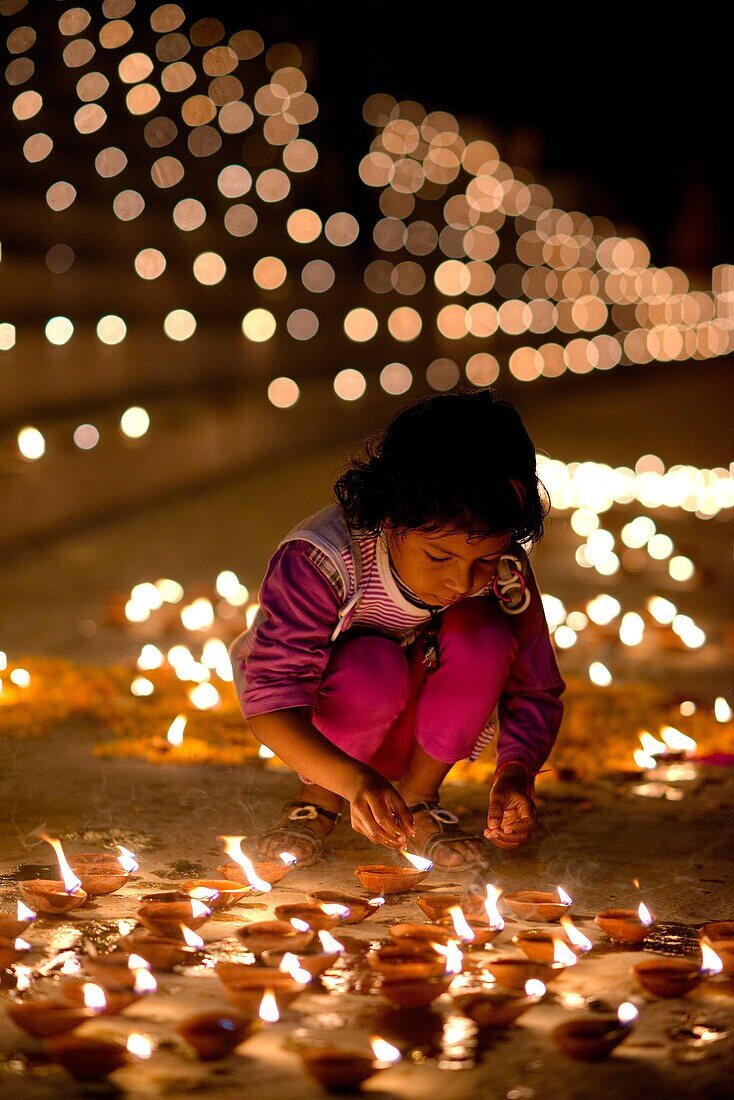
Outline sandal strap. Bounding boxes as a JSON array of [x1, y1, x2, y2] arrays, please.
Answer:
[[408, 801, 460, 826], [282, 800, 342, 824]]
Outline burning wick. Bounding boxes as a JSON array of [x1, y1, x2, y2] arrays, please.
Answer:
[[83, 983, 107, 1013], [317, 929, 345, 954], [37, 833, 83, 895], [133, 968, 158, 994], [447, 905, 475, 943], [552, 938, 578, 967], [117, 845, 139, 874], [166, 715, 187, 747], [180, 925, 205, 950], [557, 885, 573, 906], [279, 851, 298, 866], [484, 884, 504, 930], [14, 965, 32, 992], [432, 939, 463, 975], [278, 953, 312, 985], [370, 1037, 402, 1066], [189, 887, 219, 903], [127, 1033, 153, 1060], [525, 979, 546, 997], [127, 954, 150, 971], [320, 903, 350, 919], [17, 901, 36, 923], [258, 744, 276, 759], [560, 916, 593, 954], [617, 1002, 638, 1026], [369, 896, 385, 907], [259, 989, 280, 1023], [660, 726, 696, 755], [400, 850, 433, 872], [220, 836, 272, 893], [60, 957, 82, 975], [637, 902, 654, 926], [291, 918, 311, 933], [14, 937, 31, 951], [699, 938, 724, 975], [190, 899, 211, 920]]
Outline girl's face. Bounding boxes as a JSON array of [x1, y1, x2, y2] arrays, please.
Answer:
[[383, 523, 512, 606]]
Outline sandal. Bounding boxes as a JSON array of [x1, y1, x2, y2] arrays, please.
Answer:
[[407, 801, 488, 868], [257, 800, 342, 867]]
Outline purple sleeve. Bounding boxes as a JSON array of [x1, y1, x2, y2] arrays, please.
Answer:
[[240, 541, 341, 717], [495, 555, 565, 777]]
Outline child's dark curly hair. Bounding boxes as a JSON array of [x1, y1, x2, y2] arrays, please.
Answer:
[[334, 389, 550, 546]]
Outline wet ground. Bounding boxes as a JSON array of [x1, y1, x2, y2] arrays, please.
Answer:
[[1, 721, 733, 1099]]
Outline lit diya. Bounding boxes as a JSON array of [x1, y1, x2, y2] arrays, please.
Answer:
[[417, 891, 486, 923], [219, 958, 312, 1012], [307, 890, 385, 924], [19, 834, 87, 916], [453, 978, 546, 1027], [235, 919, 315, 955], [482, 955, 564, 990], [82, 950, 153, 988], [389, 923, 455, 946], [48, 1035, 131, 1080], [261, 930, 346, 978], [0, 934, 31, 969], [68, 845, 138, 896], [355, 851, 432, 895], [633, 958, 704, 998], [137, 898, 212, 939], [180, 880, 248, 910], [273, 903, 343, 931], [177, 1011, 259, 1060], [7, 994, 102, 1038], [504, 885, 573, 922], [0, 901, 37, 939], [300, 1036, 401, 1090], [438, 889, 505, 948], [218, 835, 295, 888], [120, 925, 204, 970], [552, 1002, 638, 1061], [709, 939, 734, 976], [514, 917, 592, 962], [595, 901, 656, 944], [60, 968, 157, 1014], [367, 943, 446, 981]]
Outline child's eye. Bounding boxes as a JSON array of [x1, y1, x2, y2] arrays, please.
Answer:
[[425, 552, 450, 563]]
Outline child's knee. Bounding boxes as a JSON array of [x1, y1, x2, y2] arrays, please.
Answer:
[[321, 635, 410, 725]]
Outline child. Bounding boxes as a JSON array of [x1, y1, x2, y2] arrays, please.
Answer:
[[229, 389, 565, 869]]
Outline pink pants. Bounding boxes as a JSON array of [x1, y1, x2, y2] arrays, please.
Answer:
[[310, 600, 518, 782]]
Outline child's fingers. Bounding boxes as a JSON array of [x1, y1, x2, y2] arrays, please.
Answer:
[[386, 794, 415, 839], [366, 793, 408, 845], [351, 805, 402, 848]]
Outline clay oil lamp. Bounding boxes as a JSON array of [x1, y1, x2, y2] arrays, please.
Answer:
[[218, 835, 294, 889], [356, 850, 433, 895], [552, 1001, 638, 1062], [709, 940, 734, 976], [180, 880, 248, 910], [7, 983, 105, 1039], [137, 897, 211, 939], [483, 955, 559, 991], [274, 903, 343, 932], [307, 890, 385, 924], [59, 977, 138, 1015], [262, 930, 346, 978], [83, 950, 151, 989], [699, 938, 728, 977], [439, 907, 499, 949], [453, 977, 546, 1028], [120, 925, 204, 970], [177, 1011, 258, 1061], [390, 922, 454, 947], [417, 892, 485, 923], [504, 885, 573, 923], [380, 938, 463, 1006], [633, 958, 704, 998], [222, 961, 311, 1013], [19, 834, 87, 916], [699, 920, 734, 941], [300, 1036, 401, 1091], [68, 845, 138, 897], [0, 934, 32, 970], [48, 1035, 131, 1081], [0, 901, 37, 940], [515, 917, 593, 963], [595, 901, 656, 944], [367, 943, 446, 982], [235, 918, 315, 955]]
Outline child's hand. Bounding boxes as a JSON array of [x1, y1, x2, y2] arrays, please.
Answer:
[[349, 770, 415, 849], [484, 764, 537, 850]]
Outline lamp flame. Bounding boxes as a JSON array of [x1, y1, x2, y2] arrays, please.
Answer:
[[660, 725, 697, 755], [401, 850, 433, 872], [60, 957, 81, 974], [38, 834, 83, 895], [560, 916, 592, 953], [291, 917, 310, 932], [14, 965, 32, 991], [17, 901, 36, 922], [258, 743, 276, 759], [279, 851, 297, 866], [127, 954, 150, 970], [220, 836, 272, 892], [83, 983, 107, 1012], [166, 714, 187, 746], [557, 885, 573, 906], [317, 929, 345, 953], [320, 903, 350, 918], [133, 968, 158, 994], [637, 902, 653, 926], [116, 845, 138, 874], [484, 884, 504, 930], [552, 938, 578, 967], [370, 1036, 401, 1065], [278, 952, 312, 984], [14, 937, 31, 950], [448, 905, 475, 942], [180, 925, 204, 949], [369, 896, 385, 907], [259, 989, 279, 1023], [525, 978, 546, 997], [639, 731, 667, 757], [127, 1033, 153, 1059], [189, 899, 211, 920], [700, 938, 723, 975], [189, 887, 219, 903], [617, 1002, 638, 1026], [432, 938, 463, 975], [633, 748, 657, 770]]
